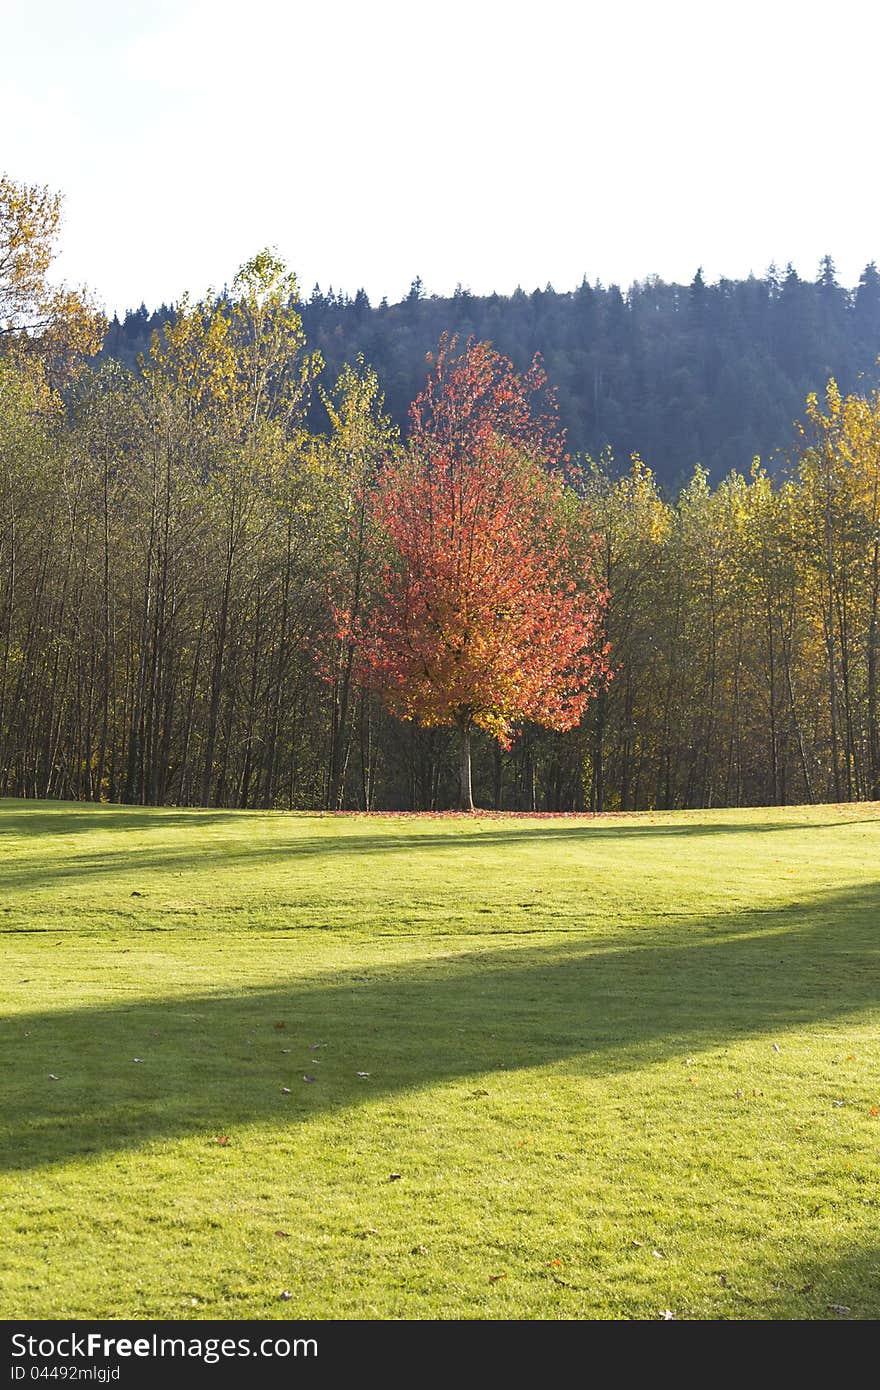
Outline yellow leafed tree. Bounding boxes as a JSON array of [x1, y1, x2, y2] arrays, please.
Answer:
[[0, 173, 104, 371]]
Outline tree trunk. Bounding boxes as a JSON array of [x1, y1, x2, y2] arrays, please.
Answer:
[[493, 742, 503, 810], [201, 540, 233, 807], [458, 720, 474, 811], [591, 687, 606, 812], [868, 537, 880, 798]]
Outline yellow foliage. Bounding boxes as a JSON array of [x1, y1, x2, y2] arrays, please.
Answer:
[[0, 173, 104, 372]]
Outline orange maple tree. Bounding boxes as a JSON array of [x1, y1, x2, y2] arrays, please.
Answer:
[[347, 338, 611, 809]]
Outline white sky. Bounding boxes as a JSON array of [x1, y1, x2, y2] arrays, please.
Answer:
[[3, 0, 879, 314]]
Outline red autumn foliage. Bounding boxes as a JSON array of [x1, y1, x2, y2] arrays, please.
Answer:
[[343, 339, 611, 780]]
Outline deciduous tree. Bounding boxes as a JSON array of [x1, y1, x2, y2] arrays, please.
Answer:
[[349, 340, 611, 809], [0, 173, 104, 369]]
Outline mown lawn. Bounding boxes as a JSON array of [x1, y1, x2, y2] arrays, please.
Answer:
[[1, 799, 878, 1320]]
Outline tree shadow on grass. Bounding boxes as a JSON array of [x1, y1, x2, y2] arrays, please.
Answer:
[[767, 1241, 880, 1320], [0, 801, 248, 839], [1, 881, 878, 1174], [1, 804, 877, 898]]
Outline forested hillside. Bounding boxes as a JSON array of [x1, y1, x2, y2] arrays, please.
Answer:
[[9, 277, 880, 815], [102, 258, 880, 486], [5, 174, 880, 813]]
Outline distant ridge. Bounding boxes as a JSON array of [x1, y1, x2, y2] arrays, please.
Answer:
[[101, 260, 880, 486]]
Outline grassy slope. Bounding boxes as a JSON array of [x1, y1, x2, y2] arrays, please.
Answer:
[[0, 800, 878, 1320]]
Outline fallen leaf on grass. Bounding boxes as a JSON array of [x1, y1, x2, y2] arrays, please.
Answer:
[[870, 1107, 879, 1118], [213, 1136, 230, 1146], [488, 1273, 507, 1283]]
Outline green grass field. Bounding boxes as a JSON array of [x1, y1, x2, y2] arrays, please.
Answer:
[[1, 799, 878, 1320]]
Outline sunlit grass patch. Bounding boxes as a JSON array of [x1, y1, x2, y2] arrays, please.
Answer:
[[1, 800, 879, 1319]]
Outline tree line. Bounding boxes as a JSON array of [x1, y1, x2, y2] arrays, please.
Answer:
[[2, 175, 880, 811]]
